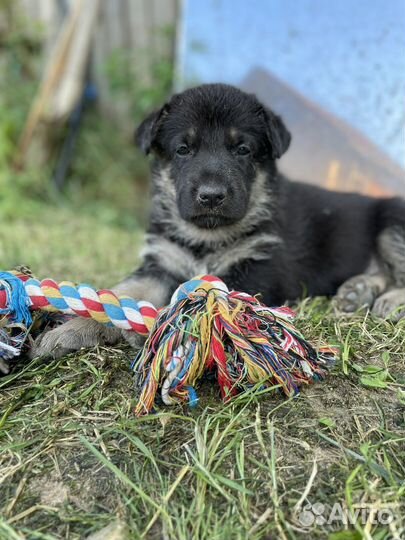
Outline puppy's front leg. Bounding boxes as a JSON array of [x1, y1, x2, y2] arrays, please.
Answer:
[[30, 317, 121, 360], [31, 273, 172, 359]]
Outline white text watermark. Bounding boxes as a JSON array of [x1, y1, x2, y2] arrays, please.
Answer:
[[298, 502, 395, 527]]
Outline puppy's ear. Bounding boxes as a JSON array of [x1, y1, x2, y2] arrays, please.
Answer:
[[262, 108, 291, 159], [135, 104, 170, 154]]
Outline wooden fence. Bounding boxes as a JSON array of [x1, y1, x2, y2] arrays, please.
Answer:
[[10, 0, 180, 167], [17, 0, 180, 119]]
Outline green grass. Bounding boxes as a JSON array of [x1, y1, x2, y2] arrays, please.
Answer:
[[0, 210, 404, 540], [0, 206, 143, 286]]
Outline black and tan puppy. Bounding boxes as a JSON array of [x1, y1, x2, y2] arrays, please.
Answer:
[[33, 84, 405, 358]]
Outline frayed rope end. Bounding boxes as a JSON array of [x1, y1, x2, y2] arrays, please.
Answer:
[[0, 271, 32, 362], [133, 277, 338, 416]]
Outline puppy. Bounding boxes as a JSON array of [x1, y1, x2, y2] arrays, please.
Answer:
[[33, 83, 405, 359]]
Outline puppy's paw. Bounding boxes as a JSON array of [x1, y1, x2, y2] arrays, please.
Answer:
[[31, 318, 121, 359], [0, 359, 10, 375], [334, 275, 382, 313], [121, 330, 146, 352], [371, 289, 405, 321]]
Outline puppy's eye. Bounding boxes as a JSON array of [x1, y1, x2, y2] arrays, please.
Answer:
[[176, 144, 191, 156], [236, 144, 251, 156]]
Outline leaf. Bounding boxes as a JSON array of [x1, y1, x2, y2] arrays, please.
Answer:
[[48, 377, 62, 387], [381, 351, 390, 366], [359, 364, 388, 389], [214, 474, 254, 495], [319, 417, 336, 428], [360, 375, 388, 389], [363, 365, 384, 374], [350, 362, 364, 373]]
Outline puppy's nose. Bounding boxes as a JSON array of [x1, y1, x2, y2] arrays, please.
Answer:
[[197, 185, 226, 209]]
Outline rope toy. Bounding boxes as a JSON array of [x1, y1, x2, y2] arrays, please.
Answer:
[[0, 270, 337, 415]]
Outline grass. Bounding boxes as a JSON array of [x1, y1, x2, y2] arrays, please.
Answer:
[[1, 211, 404, 540], [0, 205, 143, 287]]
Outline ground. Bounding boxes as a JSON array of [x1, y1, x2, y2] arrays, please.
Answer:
[[0, 208, 404, 540]]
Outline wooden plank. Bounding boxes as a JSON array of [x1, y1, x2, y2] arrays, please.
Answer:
[[19, 0, 39, 22], [128, 0, 153, 85], [16, 0, 179, 126], [38, 0, 56, 26], [153, 0, 179, 101], [17, 0, 81, 161], [94, 0, 133, 124], [127, 0, 148, 51], [150, 0, 178, 59], [93, 0, 112, 113], [119, 0, 134, 51], [50, 0, 100, 120], [103, 0, 123, 53]]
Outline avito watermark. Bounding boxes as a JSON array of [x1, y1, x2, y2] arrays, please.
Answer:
[[298, 502, 394, 527]]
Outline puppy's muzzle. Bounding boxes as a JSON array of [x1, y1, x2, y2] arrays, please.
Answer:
[[196, 185, 226, 210]]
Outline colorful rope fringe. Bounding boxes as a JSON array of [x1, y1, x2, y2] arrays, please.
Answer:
[[0, 270, 337, 414], [132, 275, 335, 415]]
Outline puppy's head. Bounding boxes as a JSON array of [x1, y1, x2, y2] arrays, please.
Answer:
[[136, 84, 290, 229]]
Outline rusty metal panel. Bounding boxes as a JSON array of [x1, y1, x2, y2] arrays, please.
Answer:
[[179, 0, 405, 196]]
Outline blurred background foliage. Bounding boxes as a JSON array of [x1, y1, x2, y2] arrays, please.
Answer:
[[0, 0, 174, 283], [0, 1, 174, 224]]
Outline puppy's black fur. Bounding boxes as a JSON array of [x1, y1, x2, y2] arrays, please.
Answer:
[[134, 83, 405, 306]]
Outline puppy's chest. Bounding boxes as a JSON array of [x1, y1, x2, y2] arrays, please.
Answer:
[[143, 233, 281, 280]]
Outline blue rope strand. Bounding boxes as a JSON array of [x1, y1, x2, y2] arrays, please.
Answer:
[[0, 272, 32, 325]]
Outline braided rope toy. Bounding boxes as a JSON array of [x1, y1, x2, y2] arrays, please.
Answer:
[[0, 270, 337, 415]]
